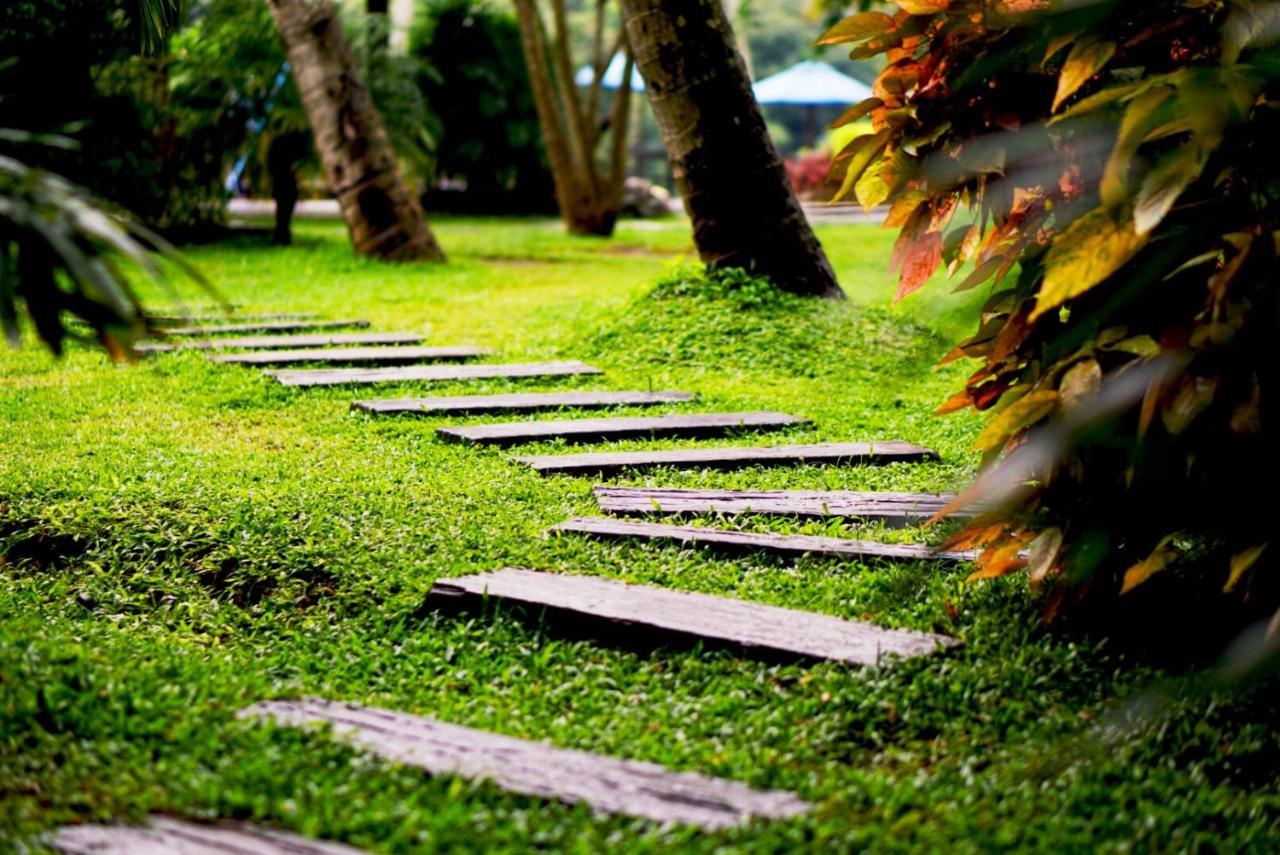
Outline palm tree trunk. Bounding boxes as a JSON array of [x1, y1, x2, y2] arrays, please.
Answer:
[[619, 0, 842, 297], [267, 0, 444, 261]]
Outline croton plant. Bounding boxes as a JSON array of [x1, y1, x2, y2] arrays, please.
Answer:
[[821, 1, 1280, 624]]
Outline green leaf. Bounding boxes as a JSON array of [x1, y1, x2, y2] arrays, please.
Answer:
[[1101, 86, 1175, 208], [1032, 207, 1148, 321], [1053, 40, 1116, 111]]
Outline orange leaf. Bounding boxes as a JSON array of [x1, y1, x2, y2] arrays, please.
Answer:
[[1225, 544, 1267, 592], [828, 97, 884, 129], [968, 539, 1028, 582], [895, 230, 943, 300], [935, 388, 974, 415], [1120, 535, 1178, 594]]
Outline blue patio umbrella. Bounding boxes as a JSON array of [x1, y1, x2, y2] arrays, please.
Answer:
[[752, 60, 873, 105], [573, 53, 645, 91], [751, 60, 872, 148]]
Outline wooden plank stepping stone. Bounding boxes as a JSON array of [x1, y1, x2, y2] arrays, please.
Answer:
[[242, 697, 809, 829], [437, 412, 806, 447], [426, 568, 958, 666], [210, 345, 487, 367], [138, 332, 424, 353], [594, 487, 969, 523], [50, 816, 367, 854], [164, 318, 370, 336], [352, 389, 695, 416], [551, 516, 974, 563], [270, 360, 602, 388], [150, 311, 319, 326], [515, 441, 934, 477]]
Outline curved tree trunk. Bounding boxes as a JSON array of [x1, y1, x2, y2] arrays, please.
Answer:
[[619, 0, 842, 297], [267, 0, 444, 261]]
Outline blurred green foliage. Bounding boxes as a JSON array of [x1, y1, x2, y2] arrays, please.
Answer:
[[410, 0, 552, 213]]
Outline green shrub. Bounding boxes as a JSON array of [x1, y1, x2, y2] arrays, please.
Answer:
[[821, 2, 1280, 626]]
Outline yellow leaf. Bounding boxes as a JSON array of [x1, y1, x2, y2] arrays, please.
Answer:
[[971, 390, 1059, 453], [1225, 543, 1268, 592], [831, 131, 890, 204], [1031, 207, 1148, 321], [1042, 30, 1082, 68], [1120, 536, 1178, 594], [856, 147, 912, 212], [884, 190, 928, 229], [897, 0, 949, 13], [815, 12, 896, 46], [1053, 40, 1116, 111]]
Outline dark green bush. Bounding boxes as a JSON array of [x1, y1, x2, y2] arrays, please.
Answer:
[[410, 0, 553, 213]]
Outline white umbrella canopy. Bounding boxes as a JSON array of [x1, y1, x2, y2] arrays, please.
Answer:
[[752, 60, 872, 105], [573, 53, 646, 91]]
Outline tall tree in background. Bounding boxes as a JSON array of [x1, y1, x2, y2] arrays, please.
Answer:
[[620, 0, 842, 297], [512, 0, 634, 236], [267, 0, 444, 261]]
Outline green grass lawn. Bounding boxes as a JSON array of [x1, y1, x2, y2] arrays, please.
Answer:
[[2, 217, 1278, 852]]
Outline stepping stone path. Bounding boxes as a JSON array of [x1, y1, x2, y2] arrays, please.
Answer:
[[352, 389, 695, 415], [139, 332, 424, 353], [162, 306, 971, 838], [426, 568, 957, 665], [50, 816, 367, 854], [594, 486, 966, 523], [552, 516, 974, 563], [243, 698, 810, 829], [164, 318, 370, 336], [437, 411, 805, 447], [211, 345, 487, 366], [270, 360, 603, 388], [515, 441, 934, 477]]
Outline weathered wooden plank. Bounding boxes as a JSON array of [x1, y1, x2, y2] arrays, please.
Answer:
[[164, 319, 370, 336], [138, 332, 424, 353], [352, 389, 695, 416], [242, 697, 809, 829], [426, 568, 958, 666], [551, 516, 974, 563], [514, 441, 935, 477], [594, 487, 970, 523], [437, 412, 806, 447], [149, 311, 319, 326], [271, 360, 603, 388], [50, 816, 368, 854], [211, 345, 486, 366]]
